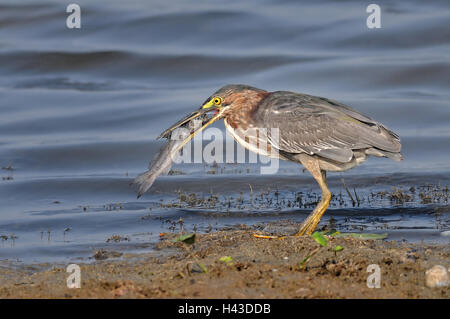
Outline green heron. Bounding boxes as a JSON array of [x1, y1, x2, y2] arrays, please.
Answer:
[[144, 84, 402, 236]]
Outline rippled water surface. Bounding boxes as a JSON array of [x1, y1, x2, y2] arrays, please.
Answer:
[[0, 0, 449, 263]]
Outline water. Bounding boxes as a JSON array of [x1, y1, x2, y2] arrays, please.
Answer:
[[0, 0, 449, 263]]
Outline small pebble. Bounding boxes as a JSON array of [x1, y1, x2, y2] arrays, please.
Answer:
[[283, 256, 289, 260], [425, 265, 449, 288]]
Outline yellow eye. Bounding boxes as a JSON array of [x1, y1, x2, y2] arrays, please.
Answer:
[[213, 97, 222, 105]]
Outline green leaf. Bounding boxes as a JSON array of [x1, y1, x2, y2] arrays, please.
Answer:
[[334, 233, 388, 240], [198, 263, 208, 273], [334, 245, 343, 252], [173, 233, 196, 244], [219, 256, 233, 264], [312, 231, 328, 247]]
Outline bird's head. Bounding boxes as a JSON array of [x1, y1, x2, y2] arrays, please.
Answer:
[[158, 84, 266, 140]]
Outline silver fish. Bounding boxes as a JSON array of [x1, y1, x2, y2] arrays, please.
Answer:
[[132, 115, 209, 198]]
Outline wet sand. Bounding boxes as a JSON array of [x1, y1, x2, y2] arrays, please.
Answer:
[[0, 225, 448, 299]]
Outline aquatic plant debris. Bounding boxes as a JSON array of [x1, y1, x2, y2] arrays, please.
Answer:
[[253, 233, 279, 239], [317, 230, 387, 240], [321, 229, 340, 236], [173, 233, 196, 244]]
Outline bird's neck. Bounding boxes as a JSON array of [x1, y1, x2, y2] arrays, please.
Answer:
[[224, 90, 269, 130]]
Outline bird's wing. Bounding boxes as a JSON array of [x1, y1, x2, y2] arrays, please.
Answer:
[[252, 92, 401, 163], [308, 95, 401, 140]]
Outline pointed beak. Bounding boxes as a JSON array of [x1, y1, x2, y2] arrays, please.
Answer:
[[157, 99, 223, 139], [158, 99, 226, 159], [157, 108, 213, 139], [169, 108, 226, 158]]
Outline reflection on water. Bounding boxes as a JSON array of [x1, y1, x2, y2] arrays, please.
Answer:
[[0, 0, 449, 263]]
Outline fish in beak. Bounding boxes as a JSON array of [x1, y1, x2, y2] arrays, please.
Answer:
[[158, 99, 225, 157], [132, 100, 224, 197], [158, 100, 223, 139], [158, 107, 214, 139]]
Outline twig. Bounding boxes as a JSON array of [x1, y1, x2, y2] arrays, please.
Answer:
[[341, 177, 355, 206], [298, 247, 320, 269], [248, 184, 254, 206], [353, 187, 360, 206]]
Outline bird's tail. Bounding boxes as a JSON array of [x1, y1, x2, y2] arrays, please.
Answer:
[[382, 150, 403, 162], [366, 148, 403, 161]]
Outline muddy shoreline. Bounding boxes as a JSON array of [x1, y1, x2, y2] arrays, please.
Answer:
[[0, 225, 448, 299]]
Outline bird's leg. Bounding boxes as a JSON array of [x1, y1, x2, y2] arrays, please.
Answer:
[[297, 158, 331, 236]]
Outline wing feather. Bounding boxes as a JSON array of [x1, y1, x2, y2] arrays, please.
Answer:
[[252, 91, 401, 163]]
